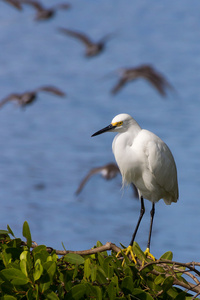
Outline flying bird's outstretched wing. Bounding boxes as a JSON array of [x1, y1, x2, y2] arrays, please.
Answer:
[[4, 0, 22, 10], [58, 28, 94, 47], [52, 3, 71, 10], [75, 166, 106, 195], [111, 65, 174, 96], [111, 78, 128, 94], [139, 65, 174, 97], [0, 94, 21, 108], [36, 86, 66, 96], [19, 0, 44, 11]]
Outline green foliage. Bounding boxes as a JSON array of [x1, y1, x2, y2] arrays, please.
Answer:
[[0, 222, 195, 299]]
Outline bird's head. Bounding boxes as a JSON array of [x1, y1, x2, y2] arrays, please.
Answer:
[[91, 113, 135, 136]]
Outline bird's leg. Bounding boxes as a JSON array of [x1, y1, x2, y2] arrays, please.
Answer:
[[144, 202, 155, 260], [130, 196, 145, 246], [116, 196, 145, 264]]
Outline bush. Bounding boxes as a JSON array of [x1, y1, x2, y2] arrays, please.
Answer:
[[0, 222, 198, 299]]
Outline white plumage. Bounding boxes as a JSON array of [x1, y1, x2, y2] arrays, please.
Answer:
[[92, 113, 178, 253], [111, 114, 178, 205]]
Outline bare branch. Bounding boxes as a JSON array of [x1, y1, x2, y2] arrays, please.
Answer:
[[22, 241, 121, 255]]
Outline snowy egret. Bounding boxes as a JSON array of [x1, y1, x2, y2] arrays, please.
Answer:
[[76, 162, 138, 197], [0, 85, 66, 108], [92, 113, 178, 257], [58, 28, 112, 57], [20, 0, 70, 20], [111, 65, 174, 97]]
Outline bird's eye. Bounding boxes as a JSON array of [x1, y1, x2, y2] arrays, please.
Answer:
[[112, 121, 123, 127]]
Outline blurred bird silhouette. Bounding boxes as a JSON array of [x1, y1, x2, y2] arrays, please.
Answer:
[[19, 0, 70, 20], [0, 86, 66, 108], [58, 27, 112, 57], [111, 65, 174, 97], [3, 0, 22, 10], [76, 162, 138, 197]]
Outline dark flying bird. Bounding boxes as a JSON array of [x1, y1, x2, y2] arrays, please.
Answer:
[[0, 86, 66, 108], [19, 0, 70, 20], [76, 162, 138, 197], [111, 64, 174, 97], [2, 0, 22, 10], [58, 27, 112, 57]]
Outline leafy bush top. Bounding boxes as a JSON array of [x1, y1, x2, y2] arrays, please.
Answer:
[[0, 222, 198, 299]]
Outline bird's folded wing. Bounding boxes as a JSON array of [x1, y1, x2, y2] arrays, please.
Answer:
[[146, 139, 178, 196]]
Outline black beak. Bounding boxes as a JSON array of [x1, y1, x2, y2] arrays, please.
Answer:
[[91, 124, 116, 137]]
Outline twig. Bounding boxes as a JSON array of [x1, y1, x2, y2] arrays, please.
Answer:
[[140, 259, 200, 276]]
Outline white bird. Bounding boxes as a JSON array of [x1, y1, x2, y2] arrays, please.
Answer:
[[92, 113, 178, 258]]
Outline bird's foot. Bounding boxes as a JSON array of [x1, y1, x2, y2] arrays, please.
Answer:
[[116, 245, 137, 265], [144, 247, 155, 261]]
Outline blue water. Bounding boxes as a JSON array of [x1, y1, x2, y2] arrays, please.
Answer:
[[0, 0, 200, 263]]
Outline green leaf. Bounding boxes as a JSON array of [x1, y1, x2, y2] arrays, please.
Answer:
[[160, 251, 173, 260], [7, 225, 15, 237], [46, 291, 60, 300], [28, 284, 39, 300], [166, 286, 181, 298], [132, 242, 146, 260], [154, 274, 165, 285], [22, 221, 32, 248], [43, 261, 56, 281], [67, 283, 86, 299], [96, 241, 103, 247], [92, 286, 102, 300], [97, 252, 105, 269], [85, 283, 102, 300], [64, 253, 85, 265], [84, 258, 91, 279], [1, 268, 29, 285], [0, 230, 10, 235], [61, 242, 67, 251], [73, 264, 79, 280], [153, 264, 165, 273], [20, 259, 28, 277], [90, 264, 97, 282], [2, 249, 12, 267], [121, 276, 135, 294], [162, 276, 174, 291], [2, 296, 17, 300], [33, 259, 43, 281], [32, 245, 49, 263], [96, 266, 107, 284], [20, 250, 32, 276], [103, 256, 114, 278], [85, 282, 96, 297], [107, 282, 117, 300], [111, 275, 119, 294], [132, 288, 154, 300], [20, 250, 28, 261], [20, 250, 30, 277], [40, 282, 51, 294], [174, 291, 191, 299], [27, 288, 38, 300]]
